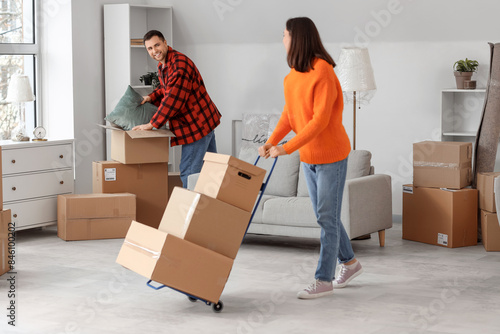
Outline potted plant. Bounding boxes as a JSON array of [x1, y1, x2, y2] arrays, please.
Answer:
[[139, 72, 160, 88], [453, 58, 479, 89]]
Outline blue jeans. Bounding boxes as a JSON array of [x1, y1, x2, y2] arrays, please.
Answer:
[[302, 158, 355, 282], [179, 131, 217, 188]]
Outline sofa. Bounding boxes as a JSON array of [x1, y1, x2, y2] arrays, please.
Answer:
[[188, 114, 393, 247], [188, 148, 392, 247]]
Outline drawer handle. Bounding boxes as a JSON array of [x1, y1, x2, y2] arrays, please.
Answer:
[[11, 159, 15, 164], [13, 214, 17, 218], [12, 187, 16, 191], [60, 181, 64, 185], [60, 155, 64, 159]]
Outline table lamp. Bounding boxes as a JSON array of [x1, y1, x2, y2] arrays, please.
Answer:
[[336, 47, 376, 150], [6, 74, 35, 142]]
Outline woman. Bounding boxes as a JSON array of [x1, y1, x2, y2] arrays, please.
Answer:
[[258, 17, 363, 299]]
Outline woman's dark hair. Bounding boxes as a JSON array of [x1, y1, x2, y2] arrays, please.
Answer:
[[285, 17, 335, 72], [143, 30, 166, 44]]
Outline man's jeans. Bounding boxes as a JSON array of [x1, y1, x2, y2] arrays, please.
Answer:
[[179, 131, 217, 188]]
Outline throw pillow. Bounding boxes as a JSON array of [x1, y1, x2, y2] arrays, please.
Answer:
[[104, 85, 159, 130]]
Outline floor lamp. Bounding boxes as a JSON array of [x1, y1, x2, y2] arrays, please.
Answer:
[[6, 74, 35, 142], [336, 47, 376, 150]]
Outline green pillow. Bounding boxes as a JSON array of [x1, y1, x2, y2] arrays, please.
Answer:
[[104, 85, 159, 130]]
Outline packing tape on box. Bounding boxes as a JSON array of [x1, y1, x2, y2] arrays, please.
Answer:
[[413, 161, 468, 168], [124, 240, 160, 259], [183, 194, 201, 235]]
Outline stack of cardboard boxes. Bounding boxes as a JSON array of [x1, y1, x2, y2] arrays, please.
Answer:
[[58, 127, 175, 241], [403, 141, 478, 248], [116, 152, 266, 304], [477, 172, 500, 251]]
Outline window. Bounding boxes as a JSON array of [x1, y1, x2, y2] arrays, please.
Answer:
[[0, 0, 38, 140]]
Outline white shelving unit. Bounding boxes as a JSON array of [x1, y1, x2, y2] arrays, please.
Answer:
[[103, 4, 180, 172], [441, 89, 486, 141]]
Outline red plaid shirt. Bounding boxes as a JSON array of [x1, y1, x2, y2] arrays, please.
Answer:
[[149, 47, 221, 146]]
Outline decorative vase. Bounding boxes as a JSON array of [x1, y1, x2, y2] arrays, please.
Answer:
[[454, 71, 473, 89]]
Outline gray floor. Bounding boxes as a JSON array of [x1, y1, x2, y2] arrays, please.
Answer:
[[1, 219, 500, 334]]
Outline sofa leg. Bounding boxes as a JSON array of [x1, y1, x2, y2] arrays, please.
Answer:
[[378, 230, 386, 247]]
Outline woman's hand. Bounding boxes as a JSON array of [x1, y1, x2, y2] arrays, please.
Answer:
[[269, 145, 287, 158], [258, 143, 272, 158]]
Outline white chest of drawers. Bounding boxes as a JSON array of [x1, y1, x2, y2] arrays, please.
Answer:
[[1, 139, 75, 230]]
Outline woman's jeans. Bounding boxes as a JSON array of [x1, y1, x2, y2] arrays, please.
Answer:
[[179, 131, 217, 188], [302, 158, 355, 282]]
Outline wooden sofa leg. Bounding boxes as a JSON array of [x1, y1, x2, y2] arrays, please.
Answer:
[[378, 230, 386, 247]]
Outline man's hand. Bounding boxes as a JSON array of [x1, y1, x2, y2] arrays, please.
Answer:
[[132, 123, 154, 131], [141, 96, 152, 105]]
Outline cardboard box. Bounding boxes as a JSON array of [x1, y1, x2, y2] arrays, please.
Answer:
[[0, 146, 2, 210], [103, 125, 174, 164], [0, 210, 11, 276], [480, 210, 500, 251], [116, 221, 233, 303], [413, 141, 472, 189], [93, 161, 168, 228], [402, 184, 478, 248], [57, 193, 136, 241], [159, 187, 251, 258], [194, 152, 266, 212], [477, 172, 500, 212]]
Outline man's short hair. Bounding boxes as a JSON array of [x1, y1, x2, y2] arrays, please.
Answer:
[[143, 30, 165, 44]]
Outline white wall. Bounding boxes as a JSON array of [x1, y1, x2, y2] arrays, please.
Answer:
[[50, 0, 500, 213]]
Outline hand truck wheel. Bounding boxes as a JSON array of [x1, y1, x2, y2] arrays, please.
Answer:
[[212, 301, 224, 313]]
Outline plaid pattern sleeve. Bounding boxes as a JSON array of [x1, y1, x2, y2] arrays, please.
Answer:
[[149, 48, 221, 146]]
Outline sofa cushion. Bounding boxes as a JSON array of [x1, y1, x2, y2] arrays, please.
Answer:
[[239, 148, 300, 197], [346, 150, 372, 180], [261, 196, 317, 228], [296, 150, 372, 197], [238, 113, 299, 197]]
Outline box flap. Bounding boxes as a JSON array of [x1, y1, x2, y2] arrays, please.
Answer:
[[126, 129, 174, 139], [97, 124, 174, 138], [202, 152, 266, 177]]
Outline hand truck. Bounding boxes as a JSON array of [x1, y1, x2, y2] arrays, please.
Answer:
[[146, 156, 278, 313]]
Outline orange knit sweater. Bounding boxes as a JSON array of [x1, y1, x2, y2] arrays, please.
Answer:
[[267, 58, 351, 164]]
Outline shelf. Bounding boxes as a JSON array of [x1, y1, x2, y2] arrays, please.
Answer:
[[131, 85, 153, 89], [442, 132, 476, 137], [442, 89, 486, 93], [131, 45, 145, 48]]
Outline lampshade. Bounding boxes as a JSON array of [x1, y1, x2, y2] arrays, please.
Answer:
[[6, 74, 36, 103], [336, 47, 376, 92]]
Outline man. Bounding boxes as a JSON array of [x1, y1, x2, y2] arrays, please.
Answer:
[[132, 30, 221, 187]]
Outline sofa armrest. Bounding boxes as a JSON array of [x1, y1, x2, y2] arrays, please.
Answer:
[[187, 173, 199, 191], [342, 174, 392, 238]]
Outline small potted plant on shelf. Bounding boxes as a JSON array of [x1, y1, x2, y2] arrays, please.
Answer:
[[453, 58, 479, 89], [139, 72, 160, 88]]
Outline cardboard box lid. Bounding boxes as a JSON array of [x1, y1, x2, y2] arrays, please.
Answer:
[[413, 141, 472, 166], [98, 124, 174, 139], [202, 152, 266, 177], [59, 193, 136, 219]]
